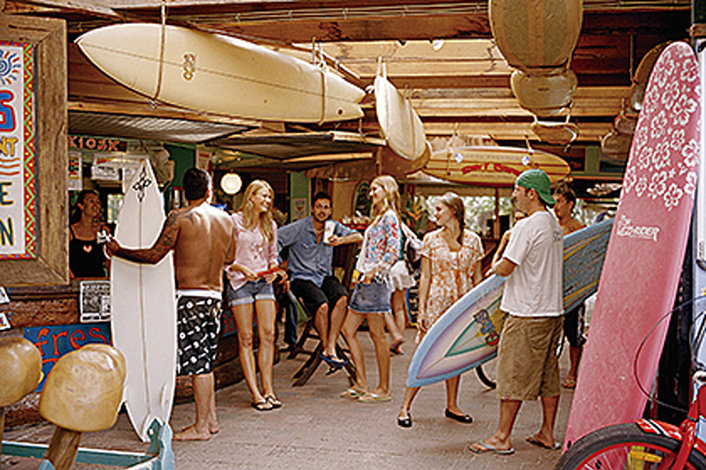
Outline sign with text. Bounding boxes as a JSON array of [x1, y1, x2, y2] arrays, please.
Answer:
[[24, 322, 111, 391], [0, 42, 37, 259]]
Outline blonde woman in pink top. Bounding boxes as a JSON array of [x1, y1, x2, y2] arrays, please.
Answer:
[[226, 180, 285, 411]]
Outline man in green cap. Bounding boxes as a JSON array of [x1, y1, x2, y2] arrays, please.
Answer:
[[470, 168, 564, 455]]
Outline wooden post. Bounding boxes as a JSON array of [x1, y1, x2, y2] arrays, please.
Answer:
[[0, 406, 5, 456], [44, 427, 83, 470]]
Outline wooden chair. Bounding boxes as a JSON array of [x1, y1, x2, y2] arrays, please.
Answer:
[[290, 296, 355, 387]]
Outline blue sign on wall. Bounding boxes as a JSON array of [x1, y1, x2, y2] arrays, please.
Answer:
[[24, 322, 111, 391]]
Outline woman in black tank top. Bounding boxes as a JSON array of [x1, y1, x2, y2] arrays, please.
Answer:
[[69, 190, 110, 278]]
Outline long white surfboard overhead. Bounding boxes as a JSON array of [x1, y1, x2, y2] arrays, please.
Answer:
[[77, 23, 366, 123], [111, 160, 176, 442]]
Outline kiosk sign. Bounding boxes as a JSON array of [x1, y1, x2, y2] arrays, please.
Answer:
[[0, 42, 36, 259]]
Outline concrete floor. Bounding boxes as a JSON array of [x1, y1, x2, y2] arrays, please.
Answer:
[[2, 326, 574, 469]]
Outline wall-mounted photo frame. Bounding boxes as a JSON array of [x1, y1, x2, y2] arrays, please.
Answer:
[[353, 181, 371, 217], [0, 16, 68, 285]]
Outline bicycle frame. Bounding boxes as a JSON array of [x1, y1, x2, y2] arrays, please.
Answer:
[[636, 372, 706, 469]]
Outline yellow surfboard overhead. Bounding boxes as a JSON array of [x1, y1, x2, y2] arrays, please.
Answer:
[[424, 145, 571, 186], [77, 23, 365, 123]]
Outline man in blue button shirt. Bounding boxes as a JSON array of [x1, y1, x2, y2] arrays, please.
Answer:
[[278, 192, 362, 368]]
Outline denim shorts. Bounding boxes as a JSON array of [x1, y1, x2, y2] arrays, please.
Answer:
[[228, 279, 275, 306], [348, 279, 391, 314]]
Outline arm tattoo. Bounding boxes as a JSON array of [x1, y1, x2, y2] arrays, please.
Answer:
[[115, 211, 180, 264]]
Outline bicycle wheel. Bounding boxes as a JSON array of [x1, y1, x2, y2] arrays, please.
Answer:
[[475, 359, 497, 389], [554, 422, 706, 470]]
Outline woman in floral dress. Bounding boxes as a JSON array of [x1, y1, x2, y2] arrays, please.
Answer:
[[397, 192, 484, 427]]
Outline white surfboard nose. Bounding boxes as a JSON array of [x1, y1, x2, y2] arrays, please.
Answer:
[[77, 24, 162, 97]]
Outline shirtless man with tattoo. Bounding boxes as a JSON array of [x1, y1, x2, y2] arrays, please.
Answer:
[[106, 168, 235, 441]]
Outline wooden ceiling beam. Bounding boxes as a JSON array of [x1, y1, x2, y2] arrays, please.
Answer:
[[5, 0, 121, 18], [113, 9, 688, 44]]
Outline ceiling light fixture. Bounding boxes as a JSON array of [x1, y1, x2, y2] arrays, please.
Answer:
[[221, 173, 242, 195]]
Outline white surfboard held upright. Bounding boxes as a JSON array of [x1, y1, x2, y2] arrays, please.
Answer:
[[111, 160, 176, 442], [77, 23, 366, 123]]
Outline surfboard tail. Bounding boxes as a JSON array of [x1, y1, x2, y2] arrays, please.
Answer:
[[139, 416, 165, 443]]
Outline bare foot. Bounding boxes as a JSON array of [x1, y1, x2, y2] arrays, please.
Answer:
[[209, 422, 220, 434], [174, 425, 211, 441]]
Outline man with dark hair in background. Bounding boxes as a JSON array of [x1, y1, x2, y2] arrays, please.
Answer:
[[552, 182, 586, 389], [278, 192, 362, 372], [107, 168, 236, 441]]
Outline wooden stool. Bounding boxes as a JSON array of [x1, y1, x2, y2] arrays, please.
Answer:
[[290, 297, 355, 386]]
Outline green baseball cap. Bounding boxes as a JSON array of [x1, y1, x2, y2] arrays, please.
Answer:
[[516, 169, 556, 207]]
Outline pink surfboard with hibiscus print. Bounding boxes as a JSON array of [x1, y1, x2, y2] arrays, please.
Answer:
[[564, 41, 700, 448]]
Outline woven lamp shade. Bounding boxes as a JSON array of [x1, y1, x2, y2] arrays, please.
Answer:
[[489, 0, 583, 72], [510, 68, 577, 117]]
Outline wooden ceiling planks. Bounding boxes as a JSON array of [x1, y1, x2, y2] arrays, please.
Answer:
[[7, 0, 694, 154]]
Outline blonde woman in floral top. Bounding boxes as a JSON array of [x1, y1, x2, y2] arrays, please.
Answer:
[[397, 192, 483, 428], [340, 175, 402, 403], [226, 180, 285, 412]]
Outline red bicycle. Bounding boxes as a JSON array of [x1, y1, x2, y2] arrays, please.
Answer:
[[554, 371, 706, 469], [554, 302, 706, 469]]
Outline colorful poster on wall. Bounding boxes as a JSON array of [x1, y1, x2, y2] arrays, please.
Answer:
[[0, 41, 37, 259], [68, 150, 82, 191], [196, 149, 211, 171]]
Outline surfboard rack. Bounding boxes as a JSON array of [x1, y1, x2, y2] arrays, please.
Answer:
[[1, 421, 174, 470]]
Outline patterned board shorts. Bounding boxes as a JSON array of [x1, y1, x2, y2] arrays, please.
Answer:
[[176, 295, 221, 376], [563, 303, 586, 348]]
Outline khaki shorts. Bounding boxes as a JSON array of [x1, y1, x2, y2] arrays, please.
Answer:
[[496, 315, 563, 401]]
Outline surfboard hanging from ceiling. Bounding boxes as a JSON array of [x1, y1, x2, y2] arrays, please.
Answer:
[[374, 59, 427, 161], [423, 145, 571, 186], [76, 23, 365, 123]]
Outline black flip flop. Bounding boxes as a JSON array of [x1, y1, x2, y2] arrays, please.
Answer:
[[251, 400, 273, 411]]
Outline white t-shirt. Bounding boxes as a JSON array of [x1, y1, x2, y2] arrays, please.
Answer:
[[500, 210, 563, 317]]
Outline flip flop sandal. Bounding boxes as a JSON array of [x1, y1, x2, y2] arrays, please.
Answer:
[[357, 392, 392, 403], [563, 378, 577, 389], [389, 339, 405, 355], [251, 400, 274, 411], [469, 441, 515, 455], [526, 435, 561, 450], [321, 353, 347, 367], [340, 388, 364, 398], [265, 395, 282, 409]]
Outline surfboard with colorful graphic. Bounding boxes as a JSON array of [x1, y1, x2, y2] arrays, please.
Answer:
[[423, 146, 571, 187], [564, 41, 700, 448], [407, 218, 613, 388]]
